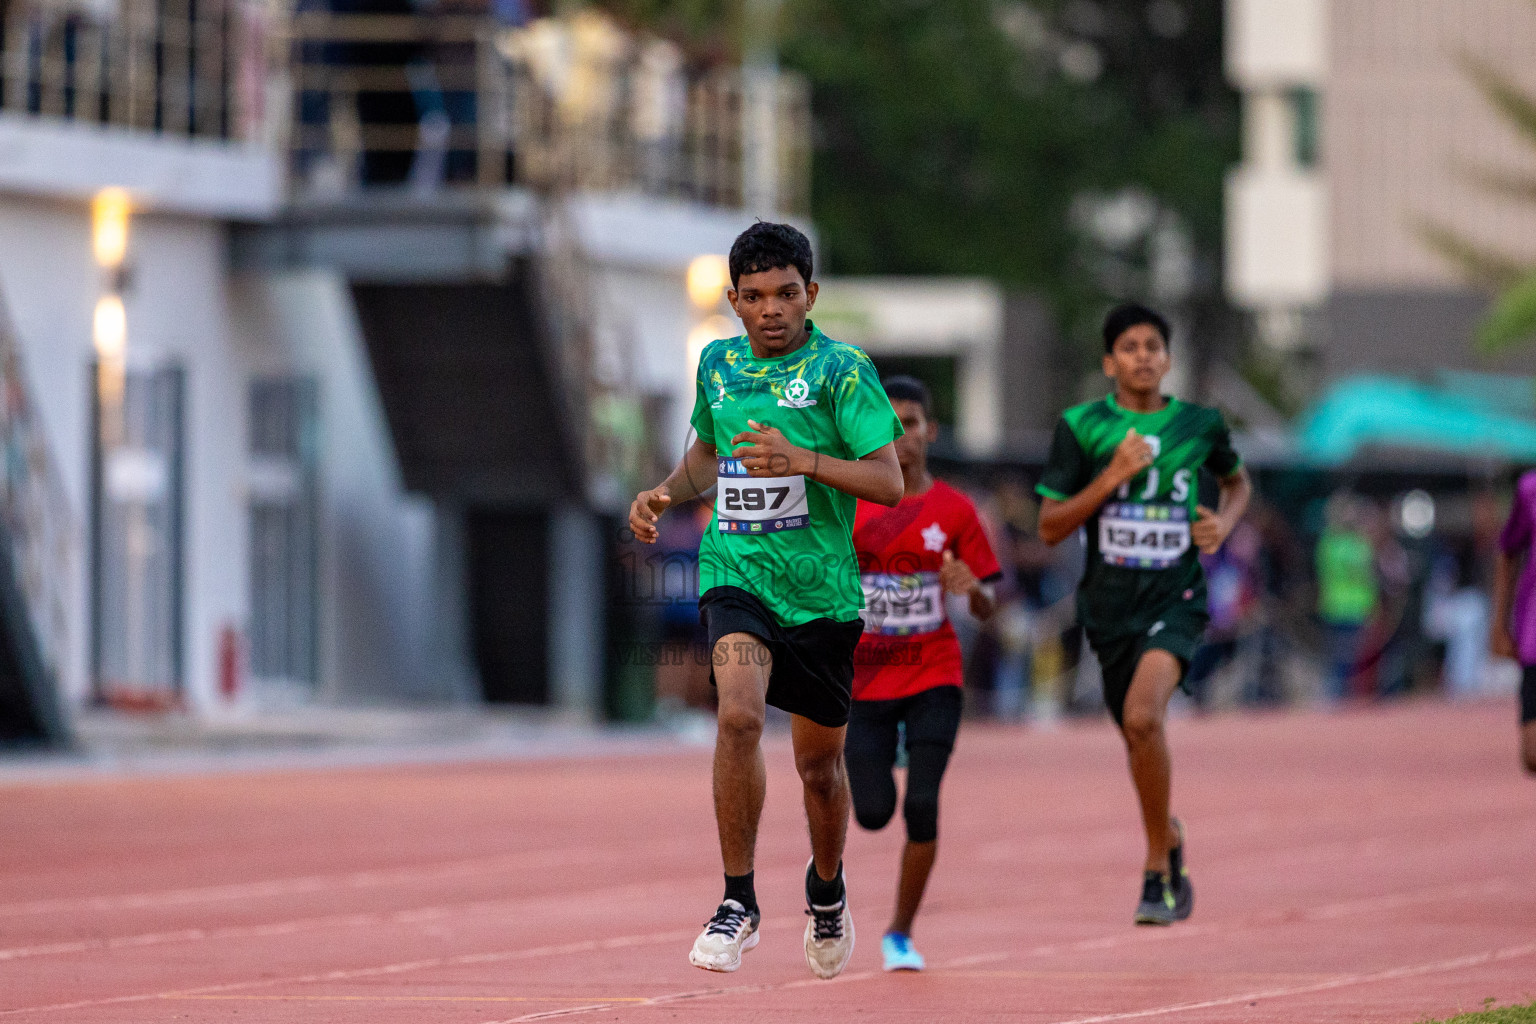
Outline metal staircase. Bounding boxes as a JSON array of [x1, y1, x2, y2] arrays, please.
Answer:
[[0, 297, 76, 744]]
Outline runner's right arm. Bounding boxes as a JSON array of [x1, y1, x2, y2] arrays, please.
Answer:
[[1038, 428, 1154, 546], [1492, 478, 1533, 659], [629, 437, 718, 544], [1491, 549, 1522, 660]]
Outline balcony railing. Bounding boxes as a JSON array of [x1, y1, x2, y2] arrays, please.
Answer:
[[285, 9, 811, 213], [0, 0, 271, 141]]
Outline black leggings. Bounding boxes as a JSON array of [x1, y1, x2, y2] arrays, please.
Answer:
[[845, 685, 962, 843]]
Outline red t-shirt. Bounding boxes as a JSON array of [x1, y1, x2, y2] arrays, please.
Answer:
[[852, 479, 1001, 701]]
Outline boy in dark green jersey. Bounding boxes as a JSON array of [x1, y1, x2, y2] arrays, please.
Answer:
[[629, 223, 903, 978], [1037, 303, 1251, 926]]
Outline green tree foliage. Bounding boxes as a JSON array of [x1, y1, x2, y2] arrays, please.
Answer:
[[592, 0, 1237, 353], [1421, 47, 1536, 354]]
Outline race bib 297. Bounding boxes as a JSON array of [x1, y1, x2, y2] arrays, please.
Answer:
[[717, 459, 810, 534]]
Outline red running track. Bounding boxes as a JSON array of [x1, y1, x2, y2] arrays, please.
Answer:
[[0, 700, 1533, 1023]]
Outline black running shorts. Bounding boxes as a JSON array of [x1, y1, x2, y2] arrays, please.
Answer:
[[700, 586, 864, 729], [1088, 602, 1209, 729], [845, 685, 963, 843], [1523, 665, 1536, 725]]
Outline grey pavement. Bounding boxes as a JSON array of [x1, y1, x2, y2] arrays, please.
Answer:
[[0, 704, 720, 784]]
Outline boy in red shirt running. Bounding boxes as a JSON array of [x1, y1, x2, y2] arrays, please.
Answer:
[[846, 376, 1001, 971]]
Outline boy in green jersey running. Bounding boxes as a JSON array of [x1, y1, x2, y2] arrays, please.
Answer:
[[1037, 303, 1251, 926], [629, 223, 903, 978]]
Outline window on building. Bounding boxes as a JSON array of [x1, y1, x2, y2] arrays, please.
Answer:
[[247, 377, 319, 699], [1291, 87, 1320, 168]]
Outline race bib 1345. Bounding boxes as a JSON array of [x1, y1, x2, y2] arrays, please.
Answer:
[[1099, 502, 1190, 569]]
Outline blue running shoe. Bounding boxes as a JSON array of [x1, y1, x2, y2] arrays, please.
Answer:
[[881, 932, 925, 972]]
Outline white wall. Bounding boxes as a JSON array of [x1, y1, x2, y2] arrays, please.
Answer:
[[0, 188, 463, 716], [0, 197, 94, 708], [0, 197, 247, 712], [228, 271, 471, 706]]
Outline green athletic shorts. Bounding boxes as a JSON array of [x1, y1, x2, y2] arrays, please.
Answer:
[[1087, 603, 1209, 729]]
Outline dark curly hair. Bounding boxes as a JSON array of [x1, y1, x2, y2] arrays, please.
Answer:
[[1102, 302, 1171, 353], [882, 375, 933, 418], [728, 221, 814, 288]]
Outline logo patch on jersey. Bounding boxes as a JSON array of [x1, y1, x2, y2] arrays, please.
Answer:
[[777, 377, 818, 409], [1143, 435, 1162, 458], [711, 384, 727, 409], [921, 522, 947, 552]]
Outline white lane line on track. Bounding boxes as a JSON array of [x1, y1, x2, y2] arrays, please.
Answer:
[[936, 875, 1515, 969], [485, 970, 887, 1024], [0, 837, 696, 919], [0, 877, 682, 964], [7, 793, 1525, 924], [1041, 942, 1536, 1024], [0, 927, 702, 1017], [0, 855, 829, 968], [0, 851, 1523, 1014], [0, 874, 1514, 1016], [464, 877, 1520, 1024]]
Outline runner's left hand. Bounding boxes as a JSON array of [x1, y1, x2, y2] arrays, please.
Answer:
[[731, 420, 805, 477], [1191, 505, 1226, 554], [939, 549, 979, 596]]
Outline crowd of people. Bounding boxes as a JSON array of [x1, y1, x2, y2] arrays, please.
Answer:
[[943, 476, 1518, 720], [639, 469, 1525, 723]]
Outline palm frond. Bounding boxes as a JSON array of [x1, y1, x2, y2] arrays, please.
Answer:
[[1456, 159, 1536, 205], [1415, 217, 1529, 291], [1460, 54, 1536, 148], [1477, 270, 1536, 354]]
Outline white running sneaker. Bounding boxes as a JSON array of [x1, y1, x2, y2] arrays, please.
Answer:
[[804, 883, 855, 979], [689, 899, 760, 972]]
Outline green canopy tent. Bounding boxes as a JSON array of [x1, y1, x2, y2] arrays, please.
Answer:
[[1294, 375, 1536, 466]]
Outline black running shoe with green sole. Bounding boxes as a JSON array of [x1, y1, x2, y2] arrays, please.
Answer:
[[1134, 870, 1177, 926], [1168, 818, 1193, 921]]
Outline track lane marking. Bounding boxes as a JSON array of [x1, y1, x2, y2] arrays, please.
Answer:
[[164, 994, 650, 1003], [0, 810, 1517, 964], [460, 877, 1519, 1024], [0, 877, 688, 964], [0, 837, 696, 919], [0, 874, 1514, 1016], [485, 970, 886, 1024], [6, 784, 1521, 920], [1040, 942, 1536, 1024], [0, 927, 698, 1017]]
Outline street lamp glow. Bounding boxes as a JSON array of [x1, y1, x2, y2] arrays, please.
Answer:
[[93, 188, 131, 268], [687, 254, 730, 309], [94, 294, 127, 360]]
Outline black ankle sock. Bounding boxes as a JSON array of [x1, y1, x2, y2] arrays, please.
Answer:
[[724, 872, 757, 913], [805, 860, 844, 907]]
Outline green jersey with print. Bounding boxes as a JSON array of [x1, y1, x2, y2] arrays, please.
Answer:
[[1036, 395, 1241, 639], [690, 321, 902, 627]]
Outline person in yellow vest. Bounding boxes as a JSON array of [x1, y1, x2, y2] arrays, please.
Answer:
[[1316, 495, 1379, 700]]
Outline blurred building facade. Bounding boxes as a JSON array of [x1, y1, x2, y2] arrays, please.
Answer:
[[0, 1, 811, 737], [1225, 0, 1536, 377]]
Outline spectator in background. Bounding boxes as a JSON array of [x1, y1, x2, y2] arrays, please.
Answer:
[[1423, 493, 1498, 699], [1185, 519, 1261, 709], [1316, 494, 1378, 700], [1364, 497, 1413, 697], [1491, 469, 1536, 774]]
